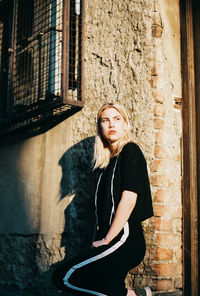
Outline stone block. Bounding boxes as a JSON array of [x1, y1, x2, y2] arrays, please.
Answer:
[[155, 279, 174, 291], [154, 118, 165, 130], [154, 145, 169, 159], [155, 233, 182, 248], [151, 263, 182, 277], [154, 105, 166, 118], [152, 91, 165, 104], [153, 218, 173, 232], [152, 24, 163, 38]]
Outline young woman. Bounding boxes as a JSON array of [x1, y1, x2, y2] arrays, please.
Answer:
[[53, 103, 153, 296]]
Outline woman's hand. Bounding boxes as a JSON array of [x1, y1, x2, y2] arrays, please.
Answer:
[[92, 237, 110, 248]]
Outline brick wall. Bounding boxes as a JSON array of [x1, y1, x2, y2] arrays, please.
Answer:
[[129, 0, 182, 293]]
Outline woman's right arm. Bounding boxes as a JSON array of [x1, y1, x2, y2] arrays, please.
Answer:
[[92, 190, 137, 247]]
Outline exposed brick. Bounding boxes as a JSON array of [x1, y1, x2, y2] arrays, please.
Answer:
[[153, 44, 163, 62], [156, 233, 182, 248], [152, 15, 162, 26], [155, 279, 174, 291], [155, 132, 165, 145], [153, 190, 169, 202], [151, 159, 168, 172], [152, 90, 165, 103], [151, 263, 182, 276], [150, 76, 158, 88], [154, 118, 165, 130], [153, 1, 159, 12], [154, 104, 166, 117], [153, 204, 168, 217], [151, 63, 162, 76], [151, 67, 157, 77], [173, 153, 181, 161], [152, 24, 163, 38], [149, 247, 173, 261], [172, 218, 182, 232], [148, 247, 156, 260], [169, 207, 182, 219], [150, 174, 169, 187], [174, 248, 182, 261], [154, 145, 169, 158], [153, 217, 173, 231], [174, 277, 183, 289], [155, 248, 173, 260]]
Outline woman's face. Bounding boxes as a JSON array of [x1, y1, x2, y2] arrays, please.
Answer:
[[100, 107, 127, 146]]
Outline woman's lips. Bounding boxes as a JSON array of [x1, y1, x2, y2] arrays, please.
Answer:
[[108, 130, 116, 135]]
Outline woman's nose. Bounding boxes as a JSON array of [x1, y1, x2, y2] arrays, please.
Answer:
[[109, 120, 114, 127]]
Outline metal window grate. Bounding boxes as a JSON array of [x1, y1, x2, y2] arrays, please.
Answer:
[[0, 0, 84, 137], [13, 0, 63, 108]]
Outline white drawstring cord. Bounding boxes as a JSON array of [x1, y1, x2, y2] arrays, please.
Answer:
[[109, 156, 119, 225]]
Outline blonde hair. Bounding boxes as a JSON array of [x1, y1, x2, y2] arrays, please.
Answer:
[[93, 102, 132, 169]]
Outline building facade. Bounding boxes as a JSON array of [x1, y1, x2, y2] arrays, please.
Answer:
[[0, 0, 199, 295]]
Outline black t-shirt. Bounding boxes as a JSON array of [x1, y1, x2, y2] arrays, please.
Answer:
[[96, 142, 153, 234], [116, 142, 153, 223]]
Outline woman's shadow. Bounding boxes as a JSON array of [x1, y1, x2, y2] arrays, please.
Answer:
[[58, 136, 100, 259], [51, 136, 100, 291]]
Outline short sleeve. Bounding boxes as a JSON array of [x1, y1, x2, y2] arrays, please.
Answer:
[[120, 143, 147, 195], [118, 142, 154, 221]]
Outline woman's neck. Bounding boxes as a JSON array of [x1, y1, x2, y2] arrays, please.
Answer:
[[109, 142, 119, 157]]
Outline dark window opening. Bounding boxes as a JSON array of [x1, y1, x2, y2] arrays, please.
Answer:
[[0, 0, 84, 137], [16, 0, 34, 48]]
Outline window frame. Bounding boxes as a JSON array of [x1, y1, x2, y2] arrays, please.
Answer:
[[0, 0, 84, 136]]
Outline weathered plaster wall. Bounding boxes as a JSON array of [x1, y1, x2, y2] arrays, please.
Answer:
[[0, 0, 182, 295]]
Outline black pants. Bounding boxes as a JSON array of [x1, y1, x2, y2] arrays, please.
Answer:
[[52, 223, 146, 296]]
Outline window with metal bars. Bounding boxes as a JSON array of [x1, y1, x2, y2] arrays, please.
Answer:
[[0, 0, 84, 136]]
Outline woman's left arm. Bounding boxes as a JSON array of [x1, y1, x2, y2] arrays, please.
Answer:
[[92, 190, 137, 247]]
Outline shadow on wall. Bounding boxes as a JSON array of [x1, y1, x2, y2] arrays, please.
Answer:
[[0, 139, 45, 293], [58, 136, 100, 260], [48, 136, 100, 295], [0, 136, 100, 296]]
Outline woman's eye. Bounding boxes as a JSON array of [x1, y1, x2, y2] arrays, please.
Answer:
[[101, 118, 108, 123], [116, 117, 121, 121]]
